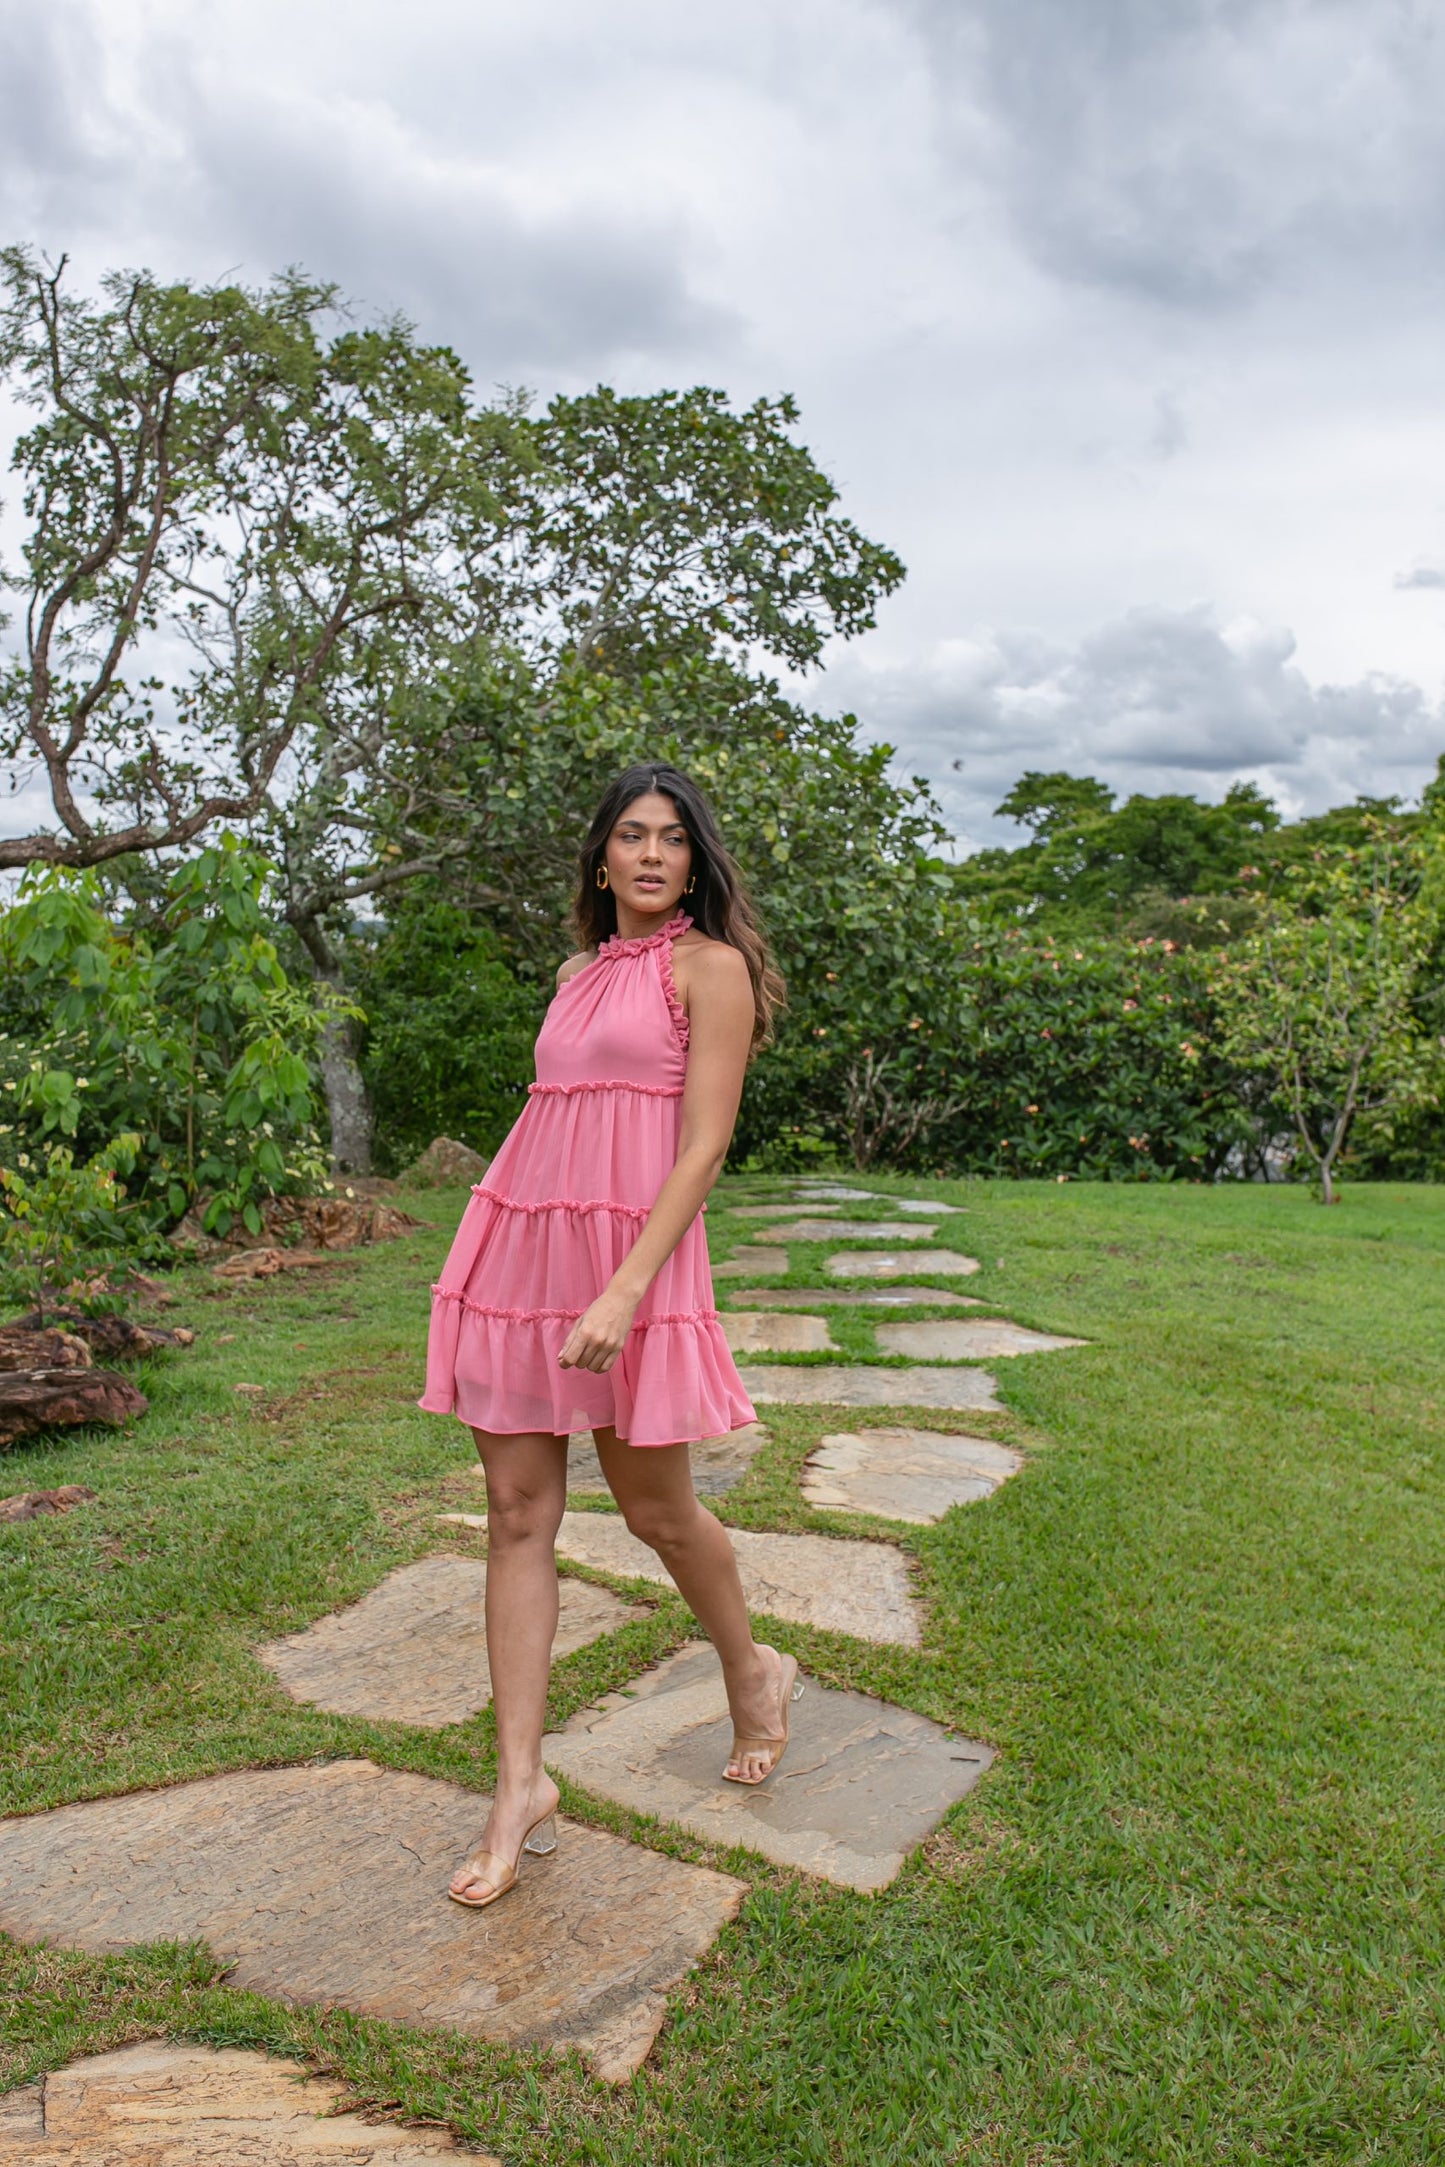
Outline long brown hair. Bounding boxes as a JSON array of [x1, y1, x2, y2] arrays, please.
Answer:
[[573, 762, 785, 1053]]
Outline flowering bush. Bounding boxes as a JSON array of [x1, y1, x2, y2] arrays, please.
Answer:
[[0, 1133, 142, 1318]]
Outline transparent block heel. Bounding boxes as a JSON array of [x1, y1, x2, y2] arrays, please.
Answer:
[[523, 1812, 558, 1857]]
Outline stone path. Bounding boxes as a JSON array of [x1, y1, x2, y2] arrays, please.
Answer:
[[721, 1312, 837, 1353], [0, 2041, 473, 2163], [733, 1202, 842, 1219], [0, 1761, 743, 2083], [714, 1243, 788, 1278], [827, 1250, 981, 1278], [761, 1219, 937, 1243], [258, 1556, 647, 1726], [742, 1363, 1000, 1410], [544, 1644, 993, 1892], [803, 1428, 1024, 1523], [548, 1511, 921, 1644], [567, 1422, 769, 1495], [875, 1320, 1085, 1360], [1, 1175, 1095, 2111], [725, 1285, 984, 1309]]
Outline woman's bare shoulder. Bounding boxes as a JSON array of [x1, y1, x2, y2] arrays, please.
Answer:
[[556, 948, 596, 990], [673, 932, 749, 990]]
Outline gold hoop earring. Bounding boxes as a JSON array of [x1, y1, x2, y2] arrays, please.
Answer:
[[595, 865, 609, 890], [685, 874, 696, 894]]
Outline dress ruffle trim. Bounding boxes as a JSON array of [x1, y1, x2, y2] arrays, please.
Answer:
[[656, 934, 690, 1052], [468, 1185, 650, 1221], [430, 1284, 719, 1329], [596, 911, 693, 959], [527, 1078, 684, 1099]]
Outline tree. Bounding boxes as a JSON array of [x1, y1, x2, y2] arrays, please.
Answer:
[[958, 772, 1283, 931], [1212, 839, 1441, 1202], [0, 249, 525, 1165], [2, 256, 906, 1166]]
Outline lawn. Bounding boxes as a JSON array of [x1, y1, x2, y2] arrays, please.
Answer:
[[2, 1176, 1443, 2164]]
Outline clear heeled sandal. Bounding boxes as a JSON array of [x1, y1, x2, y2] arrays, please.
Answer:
[[723, 1650, 805, 1786], [448, 1806, 558, 1909]]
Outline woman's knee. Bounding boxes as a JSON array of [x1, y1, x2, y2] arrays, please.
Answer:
[[485, 1480, 563, 1547], [619, 1493, 701, 1554]]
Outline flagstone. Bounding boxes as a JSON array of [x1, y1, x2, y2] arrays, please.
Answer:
[[544, 1643, 993, 1893], [566, 1422, 770, 1495], [257, 1556, 646, 1727], [792, 1185, 877, 1200], [713, 1244, 789, 1278], [732, 1202, 841, 1219], [804, 1428, 1024, 1524], [550, 1511, 921, 1644], [742, 1364, 1000, 1411], [827, 1251, 982, 1279], [0, 1760, 744, 2083], [725, 1285, 984, 1309], [875, 1320, 1086, 1361], [721, 1312, 838, 1354], [0, 2040, 473, 2162], [891, 1199, 967, 1215], [761, 1219, 937, 1243]]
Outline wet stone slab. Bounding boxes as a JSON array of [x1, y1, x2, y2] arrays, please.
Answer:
[[550, 1511, 921, 1645], [827, 1251, 982, 1279], [725, 1286, 984, 1310], [0, 1760, 744, 2083], [545, 1643, 993, 1893], [760, 1220, 937, 1243], [257, 1555, 646, 1726], [713, 1244, 789, 1279], [741, 1364, 1000, 1411], [876, 1319, 1086, 1361], [0, 2040, 473, 2163], [721, 1312, 838, 1354], [804, 1428, 1024, 1524], [566, 1422, 770, 1496]]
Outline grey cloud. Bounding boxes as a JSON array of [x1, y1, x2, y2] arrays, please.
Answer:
[[1394, 567, 1445, 591], [819, 604, 1442, 850], [0, 8, 730, 376], [903, 0, 1445, 309]]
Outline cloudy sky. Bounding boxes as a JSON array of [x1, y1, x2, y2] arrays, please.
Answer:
[[3, 0, 1443, 849]]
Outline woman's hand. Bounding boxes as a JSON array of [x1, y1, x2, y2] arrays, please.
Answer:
[[557, 1285, 639, 1373]]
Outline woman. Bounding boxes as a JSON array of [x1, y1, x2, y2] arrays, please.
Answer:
[[420, 762, 799, 1909]]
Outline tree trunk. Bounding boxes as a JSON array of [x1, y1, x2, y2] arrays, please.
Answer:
[[318, 1000, 374, 1174], [292, 913, 375, 1175]]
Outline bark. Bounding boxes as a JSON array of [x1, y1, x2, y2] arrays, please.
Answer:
[[291, 910, 375, 1175], [318, 1002, 374, 1174]]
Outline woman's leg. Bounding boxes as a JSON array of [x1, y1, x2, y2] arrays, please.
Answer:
[[592, 1428, 788, 1782], [449, 1427, 567, 1902]]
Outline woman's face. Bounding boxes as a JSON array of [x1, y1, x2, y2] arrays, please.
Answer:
[[604, 791, 693, 916]]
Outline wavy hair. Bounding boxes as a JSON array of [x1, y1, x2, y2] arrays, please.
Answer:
[[573, 762, 785, 1053]]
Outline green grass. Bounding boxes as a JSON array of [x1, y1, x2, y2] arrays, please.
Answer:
[[3, 1177, 1444, 2163]]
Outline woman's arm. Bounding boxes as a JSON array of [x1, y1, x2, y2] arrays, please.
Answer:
[[556, 940, 754, 1374]]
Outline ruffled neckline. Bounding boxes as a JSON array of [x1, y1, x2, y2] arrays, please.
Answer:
[[596, 911, 693, 959]]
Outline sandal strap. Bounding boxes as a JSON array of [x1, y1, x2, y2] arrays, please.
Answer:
[[454, 1849, 515, 1895]]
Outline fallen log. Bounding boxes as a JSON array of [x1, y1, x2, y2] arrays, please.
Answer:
[[10, 1308, 194, 1359]]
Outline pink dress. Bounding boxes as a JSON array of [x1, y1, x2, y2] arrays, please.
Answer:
[[419, 911, 756, 1448]]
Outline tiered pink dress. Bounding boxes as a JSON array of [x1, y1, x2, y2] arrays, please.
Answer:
[[419, 911, 756, 1448]]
